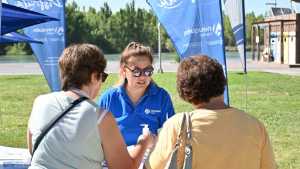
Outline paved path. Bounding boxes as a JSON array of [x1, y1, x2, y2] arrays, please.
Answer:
[[0, 59, 300, 76]]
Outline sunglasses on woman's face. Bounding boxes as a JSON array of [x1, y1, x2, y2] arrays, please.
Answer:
[[125, 65, 154, 77], [101, 72, 109, 82]]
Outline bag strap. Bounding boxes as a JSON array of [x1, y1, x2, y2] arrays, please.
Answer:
[[167, 113, 187, 169], [182, 112, 193, 169], [32, 96, 88, 156], [175, 113, 187, 148]]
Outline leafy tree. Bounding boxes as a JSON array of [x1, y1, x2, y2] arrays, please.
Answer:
[[2, 1, 265, 55], [223, 15, 235, 46]]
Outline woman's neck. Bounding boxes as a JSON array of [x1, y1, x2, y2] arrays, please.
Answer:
[[194, 95, 227, 110], [65, 86, 92, 99], [125, 85, 146, 105]]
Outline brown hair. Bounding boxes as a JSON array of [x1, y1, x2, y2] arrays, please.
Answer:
[[120, 41, 153, 65], [176, 55, 226, 104], [59, 43, 107, 91]]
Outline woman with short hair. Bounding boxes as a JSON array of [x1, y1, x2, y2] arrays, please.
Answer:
[[145, 55, 276, 169]]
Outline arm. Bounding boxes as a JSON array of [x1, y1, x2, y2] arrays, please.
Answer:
[[99, 112, 154, 169], [27, 96, 40, 156], [27, 128, 33, 155], [145, 117, 177, 169], [260, 124, 277, 169]]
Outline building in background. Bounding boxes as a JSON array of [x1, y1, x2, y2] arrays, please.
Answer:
[[252, 6, 300, 67]]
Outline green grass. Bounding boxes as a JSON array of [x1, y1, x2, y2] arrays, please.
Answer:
[[0, 72, 299, 169]]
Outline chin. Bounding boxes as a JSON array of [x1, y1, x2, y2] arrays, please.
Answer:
[[135, 84, 148, 89]]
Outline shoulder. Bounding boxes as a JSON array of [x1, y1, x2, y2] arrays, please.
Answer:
[[98, 87, 123, 108], [224, 107, 268, 135], [101, 87, 119, 95], [100, 87, 120, 98], [229, 107, 263, 124], [162, 113, 184, 130], [98, 87, 120, 102], [33, 92, 62, 107], [149, 82, 171, 97]]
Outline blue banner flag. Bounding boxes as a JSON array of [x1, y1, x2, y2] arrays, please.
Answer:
[[1, 3, 58, 35], [224, 0, 247, 73], [7, 0, 66, 91], [147, 0, 229, 105], [0, 32, 42, 44]]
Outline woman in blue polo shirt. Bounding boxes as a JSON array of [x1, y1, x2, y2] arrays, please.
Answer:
[[98, 42, 175, 146]]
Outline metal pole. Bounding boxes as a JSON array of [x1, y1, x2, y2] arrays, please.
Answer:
[[251, 25, 255, 61], [0, 0, 2, 36], [256, 26, 261, 61], [242, 0, 247, 73], [0, 0, 2, 130], [157, 22, 163, 73]]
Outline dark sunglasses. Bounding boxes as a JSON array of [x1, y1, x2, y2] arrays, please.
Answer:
[[125, 65, 154, 77], [101, 72, 109, 82]]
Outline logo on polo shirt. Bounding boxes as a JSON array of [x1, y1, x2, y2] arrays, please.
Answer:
[[145, 108, 161, 115]]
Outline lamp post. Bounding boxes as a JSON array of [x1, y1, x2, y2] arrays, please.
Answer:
[[0, 0, 2, 36]]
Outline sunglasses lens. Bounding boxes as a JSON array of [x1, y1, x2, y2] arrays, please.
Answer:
[[132, 69, 142, 77], [144, 70, 153, 76], [102, 72, 108, 82], [126, 65, 154, 77], [144, 67, 154, 76]]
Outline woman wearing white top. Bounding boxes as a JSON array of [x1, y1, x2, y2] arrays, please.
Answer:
[[27, 43, 155, 169]]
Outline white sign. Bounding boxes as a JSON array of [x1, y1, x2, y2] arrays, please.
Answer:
[[256, 36, 260, 43]]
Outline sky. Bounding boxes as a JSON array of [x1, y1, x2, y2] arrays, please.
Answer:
[[68, 0, 300, 15]]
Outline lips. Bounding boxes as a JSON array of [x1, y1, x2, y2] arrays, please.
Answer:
[[137, 81, 146, 85]]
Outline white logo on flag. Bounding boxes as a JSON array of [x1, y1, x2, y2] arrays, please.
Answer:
[[158, 0, 183, 9], [15, 0, 63, 11], [214, 23, 222, 37]]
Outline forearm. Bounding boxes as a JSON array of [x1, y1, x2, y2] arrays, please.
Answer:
[[128, 139, 149, 168]]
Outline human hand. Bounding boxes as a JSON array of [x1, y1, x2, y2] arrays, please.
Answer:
[[137, 131, 157, 149]]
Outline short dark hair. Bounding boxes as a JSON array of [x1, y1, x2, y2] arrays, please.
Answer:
[[59, 43, 107, 91], [176, 55, 226, 104]]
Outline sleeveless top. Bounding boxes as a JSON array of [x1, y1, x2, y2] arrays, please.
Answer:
[[28, 91, 107, 169]]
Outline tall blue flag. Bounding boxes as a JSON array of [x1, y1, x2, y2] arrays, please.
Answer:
[[1, 3, 58, 35], [224, 0, 247, 73], [7, 0, 65, 91], [0, 32, 42, 44], [147, 0, 229, 105]]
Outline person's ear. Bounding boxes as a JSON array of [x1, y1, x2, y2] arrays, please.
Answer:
[[120, 65, 126, 77], [91, 72, 99, 84]]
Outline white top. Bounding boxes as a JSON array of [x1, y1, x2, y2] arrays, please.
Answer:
[[28, 91, 107, 169]]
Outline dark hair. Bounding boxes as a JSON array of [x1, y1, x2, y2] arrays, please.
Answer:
[[120, 42, 153, 66], [176, 55, 226, 104], [59, 43, 107, 91]]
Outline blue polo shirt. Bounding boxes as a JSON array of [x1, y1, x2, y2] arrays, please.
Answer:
[[98, 82, 175, 146]]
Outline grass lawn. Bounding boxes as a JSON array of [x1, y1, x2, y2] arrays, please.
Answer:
[[0, 72, 299, 169]]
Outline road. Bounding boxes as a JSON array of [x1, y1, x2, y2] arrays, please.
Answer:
[[0, 59, 300, 76]]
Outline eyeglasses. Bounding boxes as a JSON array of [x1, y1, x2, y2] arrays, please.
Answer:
[[125, 65, 154, 77], [101, 72, 109, 82]]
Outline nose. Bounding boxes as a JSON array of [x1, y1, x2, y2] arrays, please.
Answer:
[[138, 74, 147, 79]]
